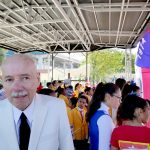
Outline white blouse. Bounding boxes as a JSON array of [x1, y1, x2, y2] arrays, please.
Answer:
[[97, 102, 115, 150]]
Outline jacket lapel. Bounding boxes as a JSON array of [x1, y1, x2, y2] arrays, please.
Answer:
[[0, 100, 19, 150], [76, 108, 87, 123], [28, 94, 48, 150], [76, 108, 83, 121]]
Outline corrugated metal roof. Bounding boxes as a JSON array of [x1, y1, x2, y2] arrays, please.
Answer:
[[0, 0, 149, 53]]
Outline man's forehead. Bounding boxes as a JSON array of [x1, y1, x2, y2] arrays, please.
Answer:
[[2, 58, 36, 70], [2, 62, 37, 76]]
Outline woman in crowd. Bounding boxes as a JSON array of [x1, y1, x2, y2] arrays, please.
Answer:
[[86, 82, 121, 150], [121, 82, 141, 100], [121, 83, 133, 101], [111, 95, 150, 150], [74, 83, 81, 98], [132, 85, 141, 96], [115, 78, 126, 91]]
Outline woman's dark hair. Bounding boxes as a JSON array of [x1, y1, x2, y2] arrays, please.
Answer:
[[70, 97, 78, 108], [46, 82, 52, 88], [117, 95, 148, 125], [121, 83, 133, 101], [86, 82, 119, 122], [66, 85, 73, 89], [56, 87, 65, 97], [115, 78, 126, 90], [132, 85, 140, 93], [79, 95, 89, 105], [84, 87, 92, 93], [52, 80, 57, 86], [38, 88, 55, 96], [75, 83, 80, 90], [122, 83, 141, 101], [0, 84, 3, 90], [78, 92, 84, 98]]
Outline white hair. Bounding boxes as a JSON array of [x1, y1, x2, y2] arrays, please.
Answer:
[[1, 53, 37, 69]]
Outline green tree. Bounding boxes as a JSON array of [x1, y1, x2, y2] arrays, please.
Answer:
[[87, 49, 125, 83]]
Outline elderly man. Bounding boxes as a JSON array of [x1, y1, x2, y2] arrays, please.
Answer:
[[0, 54, 74, 150]]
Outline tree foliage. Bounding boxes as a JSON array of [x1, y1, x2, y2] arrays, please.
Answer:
[[88, 49, 125, 83]]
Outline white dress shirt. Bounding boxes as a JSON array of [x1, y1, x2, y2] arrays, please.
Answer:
[[12, 98, 35, 144], [97, 102, 115, 150]]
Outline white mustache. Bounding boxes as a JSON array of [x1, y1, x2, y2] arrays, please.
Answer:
[[11, 91, 28, 98]]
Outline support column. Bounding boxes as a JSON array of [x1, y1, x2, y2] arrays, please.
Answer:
[[125, 48, 132, 81], [52, 53, 54, 81], [85, 52, 88, 81], [47, 54, 51, 80]]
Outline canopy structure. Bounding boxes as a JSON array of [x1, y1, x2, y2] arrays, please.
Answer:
[[0, 0, 149, 53]]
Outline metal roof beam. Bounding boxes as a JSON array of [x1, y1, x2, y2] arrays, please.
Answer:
[[0, 37, 18, 43], [115, 0, 125, 47], [33, 40, 80, 44], [65, 0, 91, 44], [73, 0, 94, 44], [31, 30, 138, 37], [117, 0, 129, 45], [80, 7, 150, 12], [2, 2, 149, 13], [0, 16, 49, 46], [0, 19, 66, 28], [1, 1, 70, 52], [108, 0, 111, 44], [30, 0, 71, 52], [91, 0, 102, 43], [128, 1, 150, 46], [0, 29, 40, 48], [79, 2, 150, 8], [42, 0, 73, 40], [127, 13, 150, 47], [1, 42, 25, 50], [0, 1, 56, 42], [51, 0, 89, 50], [21, 48, 50, 53], [91, 31, 137, 37]]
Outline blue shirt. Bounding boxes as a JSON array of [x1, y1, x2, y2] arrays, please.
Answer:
[[89, 110, 108, 150]]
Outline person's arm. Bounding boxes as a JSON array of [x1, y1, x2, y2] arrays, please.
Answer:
[[59, 101, 74, 150], [110, 146, 118, 150], [97, 115, 115, 150]]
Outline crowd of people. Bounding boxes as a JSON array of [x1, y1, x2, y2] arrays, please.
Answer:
[[36, 76, 150, 150], [0, 53, 150, 150]]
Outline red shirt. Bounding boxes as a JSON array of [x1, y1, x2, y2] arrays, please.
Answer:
[[37, 85, 43, 92], [111, 125, 150, 148]]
